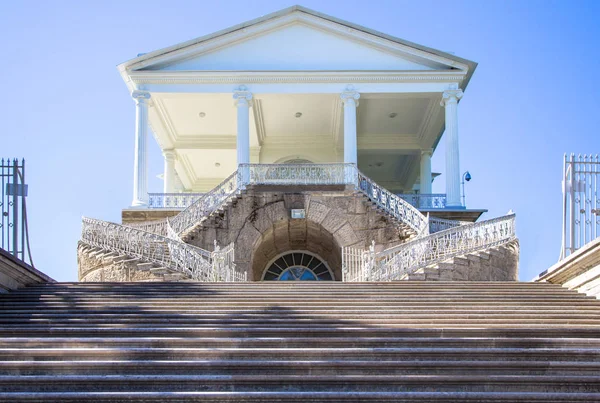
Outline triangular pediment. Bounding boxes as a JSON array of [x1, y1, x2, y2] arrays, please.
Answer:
[[123, 7, 472, 74]]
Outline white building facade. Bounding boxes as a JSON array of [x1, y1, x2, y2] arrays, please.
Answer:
[[79, 6, 518, 283], [119, 6, 477, 213]]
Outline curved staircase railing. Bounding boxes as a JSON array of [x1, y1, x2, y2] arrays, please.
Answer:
[[83, 164, 515, 282], [355, 169, 428, 236], [81, 217, 245, 281], [169, 170, 241, 235], [363, 213, 516, 281], [127, 218, 169, 236], [164, 164, 429, 238]]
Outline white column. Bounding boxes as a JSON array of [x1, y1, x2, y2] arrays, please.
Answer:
[[163, 149, 176, 193], [340, 88, 360, 165], [420, 149, 433, 194], [233, 87, 252, 167], [131, 90, 151, 207], [441, 86, 464, 208]]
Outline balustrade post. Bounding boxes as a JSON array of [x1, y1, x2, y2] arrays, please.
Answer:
[[131, 90, 151, 207], [441, 85, 464, 208]]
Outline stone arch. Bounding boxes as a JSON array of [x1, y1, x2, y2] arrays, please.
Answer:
[[250, 217, 343, 281], [188, 191, 408, 282]]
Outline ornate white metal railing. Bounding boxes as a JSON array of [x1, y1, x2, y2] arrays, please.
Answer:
[[127, 218, 170, 237], [343, 214, 516, 282], [356, 170, 429, 236], [165, 164, 428, 238], [398, 193, 447, 209], [81, 217, 246, 282], [374, 213, 515, 281], [342, 241, 375, 282], [428, 216, 469, 233], [245, 163, 351, 185], [169, 170, 241, 235], [148, 193, 204, 209], [561, 153, 600, 260]]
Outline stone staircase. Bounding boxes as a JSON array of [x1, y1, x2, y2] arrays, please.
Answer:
[[409, 240, 519, 281], [78, 242, 187, 282], [1, 281, 600, 401]]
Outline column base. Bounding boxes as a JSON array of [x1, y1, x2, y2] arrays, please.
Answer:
[[130, 200, 148, 208]]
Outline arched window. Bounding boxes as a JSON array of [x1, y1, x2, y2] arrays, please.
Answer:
[[262, 251, 333, 281]]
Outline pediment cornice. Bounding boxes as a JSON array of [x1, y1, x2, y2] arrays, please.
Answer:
[[128, 70, 466, 86], [118, 6, 476, 90]]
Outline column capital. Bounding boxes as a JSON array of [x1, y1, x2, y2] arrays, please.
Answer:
[[440, 88, 463, 107], [132, 90, 151, 104], [421, 149, 433, 157], [162, 149, 177, 160], [233, 86, 253, 107], [340, 89, 360, 107]]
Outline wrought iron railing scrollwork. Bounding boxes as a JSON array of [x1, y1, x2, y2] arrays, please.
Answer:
[[81, 217, 246, 282], [428, 216, 469, 234], [127, 218, 169, 237], [356, 213, 516, 281], [169, 170, 241, 235], [356, 170, 429, 236], [148, 193, 204, 209], [244, 163, 351, 186], [148, 164, 428, 238], [397, 193, 447, 209]]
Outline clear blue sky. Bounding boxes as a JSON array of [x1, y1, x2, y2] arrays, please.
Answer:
[[1, 0, 599, 281]]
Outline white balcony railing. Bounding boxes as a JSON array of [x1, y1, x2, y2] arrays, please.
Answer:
[[148, 193, 204, 209]]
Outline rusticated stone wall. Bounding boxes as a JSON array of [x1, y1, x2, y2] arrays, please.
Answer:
[[185, 188, 411, 281]]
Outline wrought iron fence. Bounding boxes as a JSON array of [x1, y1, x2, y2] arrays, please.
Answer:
[[148, 193, 204, 209], [397, 193, 447, 209], [561, 154, 600, 259], [1, 158, 33, 266]]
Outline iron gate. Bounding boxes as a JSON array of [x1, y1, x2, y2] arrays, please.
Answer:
[[1, 158, 33, 266], [561, 153, 600, 259]]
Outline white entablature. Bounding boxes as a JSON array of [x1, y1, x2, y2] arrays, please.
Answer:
[[119, 5, 476, 207]]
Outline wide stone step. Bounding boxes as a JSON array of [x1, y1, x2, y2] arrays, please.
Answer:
[[2, 391, 600, 402], [1, 326, 599, 339], [2, 336, 600, 349], [1, 359, 599, 376], [2, 391, 599, 402], [0, 316, 600, 331], [0, 374, 599, 393], [2, 312, 599, 321], [3, 347, 599, 362]]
